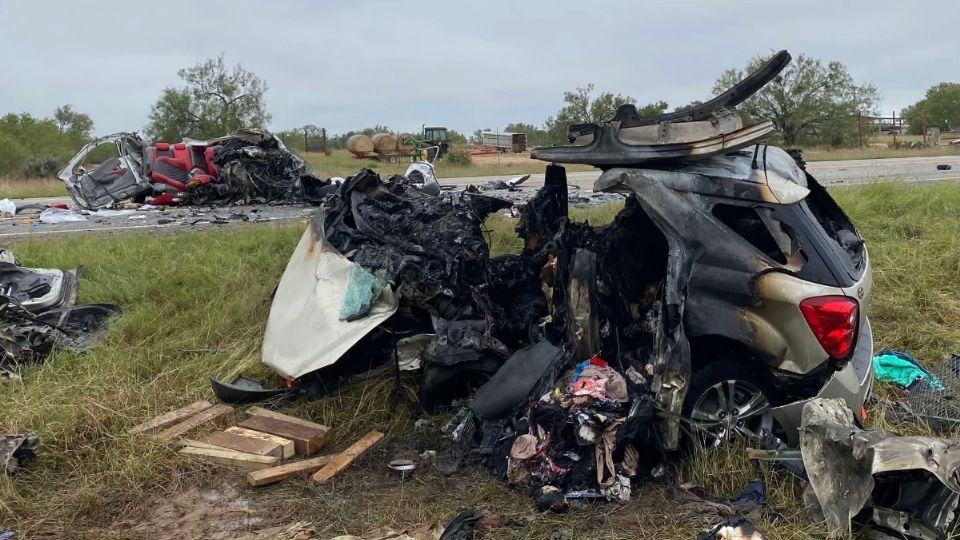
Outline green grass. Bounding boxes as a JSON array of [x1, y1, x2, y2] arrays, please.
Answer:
[[2, 182, 960, 537]]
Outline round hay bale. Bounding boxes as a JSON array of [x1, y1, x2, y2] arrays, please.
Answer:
[[371, 132, 397, 153], [346, 134, 374, 154], [397, 133, 416, 152]]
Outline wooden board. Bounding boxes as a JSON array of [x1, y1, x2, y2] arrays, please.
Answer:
[[178, 439, 233, 452], [226, 427, 295, 460], [179, 446, 278, 471], [311, 431, 384, 484], [155, 404, 234, 441], [247, 455, 333, 487], [203, 431, 283, 459], [246, 407, 331, 434], [128, 400, 212, 435], [239, 415, 326, 457]]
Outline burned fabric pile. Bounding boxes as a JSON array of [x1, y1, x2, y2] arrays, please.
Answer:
[[58, 128, 333, 210], [495, 355, 659, 510], [0, 250, 119, 379]]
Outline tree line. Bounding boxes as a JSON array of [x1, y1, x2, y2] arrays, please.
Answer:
[[2, 51, 958, 177]]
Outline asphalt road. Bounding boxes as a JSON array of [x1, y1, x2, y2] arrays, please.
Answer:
[[3, 154, 958, 239]]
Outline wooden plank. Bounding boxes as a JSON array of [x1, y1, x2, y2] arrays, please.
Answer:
[[311, 431, 384, 484], [246, 406, 331, 434], [226, 427, 295, 460], [247, 455, 334, 487], [128, 400, 212, 435], [177, 439, 234, 452], [239, 415, 327, 457], [203, 431, 283, 459], [155, 404, 234, 441], [179, 446, 278, 471]]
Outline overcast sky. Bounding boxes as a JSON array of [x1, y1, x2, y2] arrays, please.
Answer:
[[2, 0, 957, 136]]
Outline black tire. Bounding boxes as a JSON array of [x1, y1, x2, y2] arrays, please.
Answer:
[[682, 358, 778, 449]]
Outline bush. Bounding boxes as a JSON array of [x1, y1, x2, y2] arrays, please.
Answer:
[[445, 145, 472, 166], [22, 155, 63, 178]]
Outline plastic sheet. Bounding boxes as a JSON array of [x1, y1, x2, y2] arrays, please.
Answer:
[[38, 207, 87, 224]]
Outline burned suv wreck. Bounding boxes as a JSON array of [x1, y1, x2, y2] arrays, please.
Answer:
[[248, 50, 873, 509]]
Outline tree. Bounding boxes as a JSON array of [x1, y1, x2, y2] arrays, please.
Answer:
[[447, 130, 469, 145], [901, 83, 960, 135], [0, 108, 95, 176], [146, 55, 270, 141], [713, 52, 878, 145], [543, 85, 668, 144], [53, 104, 94, 136]]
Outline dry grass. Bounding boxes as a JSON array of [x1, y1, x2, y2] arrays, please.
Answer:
[[0, 176, 67, 200], [1, 181, 959, 537], [303, 149, 593, 180], [803, 144, 960, 162]]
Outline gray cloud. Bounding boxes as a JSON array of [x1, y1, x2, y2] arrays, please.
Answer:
[[1, 0, 957, 136]]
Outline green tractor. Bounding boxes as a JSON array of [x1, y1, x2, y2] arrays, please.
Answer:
[[419, 126, 451, 159]]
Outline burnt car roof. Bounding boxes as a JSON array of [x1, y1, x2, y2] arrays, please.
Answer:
[[595, 144, 810, 205], [531, 50, 792, 167]]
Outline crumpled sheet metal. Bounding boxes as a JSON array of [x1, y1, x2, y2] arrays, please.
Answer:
[[1, 433, 38, 475], [261, 215, 398, 379], [800, 398, 960, 538]]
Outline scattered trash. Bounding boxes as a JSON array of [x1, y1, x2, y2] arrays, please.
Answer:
[[0, 433, 39, 475], [89, 208, 137, 218], [801, 398, 960, 539], [0, 199, 15, 217], [937, 164, 952, 170], [37, 207, 87, 224], [697, 516, 765, 540]]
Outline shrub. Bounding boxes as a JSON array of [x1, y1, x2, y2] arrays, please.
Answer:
[[445, 145, 472, 166], [22, 155, 62, 178]]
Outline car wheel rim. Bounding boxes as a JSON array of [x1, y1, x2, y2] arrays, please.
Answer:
[[690, 379, 773, 447]]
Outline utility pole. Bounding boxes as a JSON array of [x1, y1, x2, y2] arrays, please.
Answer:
[[892, 110, 897, 147], [857, 111, 864, 150]]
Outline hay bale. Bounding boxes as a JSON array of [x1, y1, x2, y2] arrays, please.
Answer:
[[371, 133, 397, 153], [397, 133, 416, 152], [346, 134, 374, 154]]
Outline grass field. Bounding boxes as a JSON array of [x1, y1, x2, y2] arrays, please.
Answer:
[[1, 181, 960, 538]]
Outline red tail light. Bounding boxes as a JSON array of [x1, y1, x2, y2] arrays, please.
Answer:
[[799, 296, 859, 360]]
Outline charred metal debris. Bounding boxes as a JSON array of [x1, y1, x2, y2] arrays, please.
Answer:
[[58, 128, 335, 210], [0, 250, 119, 379]]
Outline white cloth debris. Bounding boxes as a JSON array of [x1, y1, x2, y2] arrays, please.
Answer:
[[38, 208, 87, 224]]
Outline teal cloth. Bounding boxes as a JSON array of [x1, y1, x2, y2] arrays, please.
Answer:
[[873, 351, 937, 389], [339, 265, 381, 321]]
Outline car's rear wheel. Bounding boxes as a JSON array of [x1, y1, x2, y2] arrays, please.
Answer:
[[683, 360, 776, 448]]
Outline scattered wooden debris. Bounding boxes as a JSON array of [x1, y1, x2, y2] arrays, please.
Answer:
[[226, 426, 295, 460], [312, 431, 384, 484], [239, 415, 327, 457], [155, 404, 234, 441], [127, 400, 212, 435], [246, 407, 331, 436], [204, 431, 285, 459], [179, 445, 278, 471], [247, 455, 334, 487]]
